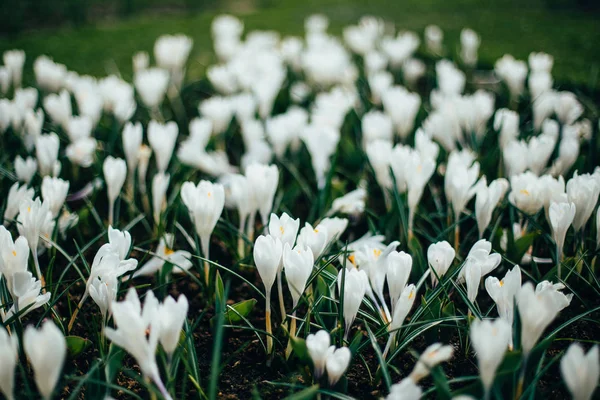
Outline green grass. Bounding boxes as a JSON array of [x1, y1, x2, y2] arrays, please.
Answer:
[[0, 0, 599, 87]]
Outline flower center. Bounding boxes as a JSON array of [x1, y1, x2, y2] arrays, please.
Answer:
[[165, 248, 175, 256]]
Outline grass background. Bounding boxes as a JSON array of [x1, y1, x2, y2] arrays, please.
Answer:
[[0, 0, 599, 89]]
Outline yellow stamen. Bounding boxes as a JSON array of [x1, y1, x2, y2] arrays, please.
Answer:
[[373, 249, 382, 258], [499, 279, 504, 287], [165, 248, 175, 256], [520, 189, 530, 196], [348, 254, 356, 265], [279, 226, 284, 235], [12, 250, 17, 256]]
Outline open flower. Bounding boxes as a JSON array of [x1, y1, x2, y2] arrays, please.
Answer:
[[3, 271, 51, 321], [297, 222, 328, 260], [134, 234, 192, 277], [4, 182, 34, 223], [409, 343, 454, 382]]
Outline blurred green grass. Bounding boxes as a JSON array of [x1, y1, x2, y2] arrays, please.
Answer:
[[0, 0, 599, 88]]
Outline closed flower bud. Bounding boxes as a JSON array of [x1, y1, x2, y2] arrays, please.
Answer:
[[325, 346, 351, 386], [253, 234, 283, 293], [306, 330, 330, 378], [0, 327, 18, 400], [35, 133, 60, 177], [157, 294, 189, 358], [41, 176, 69, 219], [283, 243, 314, 308], [148, 120, 178, 173], [103, 156, 127, 226], [337, 267, 368, 339], [409, 342, 454, 382], [134, 68, 169, 109], [386, 251, 412, 314], [485, 265, 521, 348], [14, 156, 37, 184], [470, 318, 512, 393], [152, 172, 170, 224], [23, 321, 66, 400], [427, 241, 455, 286], [560, 343, 599, 400]]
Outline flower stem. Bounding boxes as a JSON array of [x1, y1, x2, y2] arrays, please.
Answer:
[[277, 271, 286, 323], [265, 292, 273, 355], [32, 248, 45, 290], [454, 218, 460, 253], [285, 311, 297, 359], [67, 292, 88, 333]]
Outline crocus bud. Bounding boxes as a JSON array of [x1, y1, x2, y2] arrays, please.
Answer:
[[35, 133, 60, 177], [325, 346, 351, 386], [460, 28, 480, 67], [470, 318, 512, 393], [425, 25, 443, 54], [3, 49, 25, 88], [43, 90, 72, 129], [180, 180, 225, 260], [17, 198, 55, 259], [253, 234, 283, 294], [381, 86, 421, 140], [0, 229, 29, 295], [485, 265, 521, 349], [23, 321, 66, 400], [41, 176, 69, 219], [427, 241, 455, 286], [4, 182, 34, 223], [134, 68, 169, 109], [409, 343, 454, 382], [386, 251, 412, 314], [148, 120, 178, 173], [306, 330, 330, 378], [132, 51, 149, 73], [494, 108, 519, 149], [300, 123, 340, 190], [361, 110, 393, 148], [14, 156, 37, 184], [245, 163, 279, 227], [560, 343, 599, 400], [475, 177, 509, 238], [103, 156, 127, 225], [268, 212, 300, 248], [88, 272, 118, 320], [297, 222, 328, 260], [154, 34, 193, 74], [549, 201, 576, 261], [566, 172, 600, 232], [0, 327, 18, 400], [122, 121, 143, 176], [495, 54, 528, 100], [152, 172, 170, 224], [517, 281, 572, 356], [390, 284, 416, 332], [283, 243, 314, 308], [337, 268, 368, 338], [157, 294, 189, 358]]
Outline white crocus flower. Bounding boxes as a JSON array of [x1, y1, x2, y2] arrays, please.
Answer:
[[567, 172, 600, 233], [386, 377, 422, 400], [382, 86, 421, 140], [4, 182, 34, 223], [549, 202, 576, 275], [122, 121, 143, 189], [508, 172, 545, 216], [306, 330, 331, 378], [485, 265, 521, 349], [517, 281, 572, 356], [475, 177, 509, 238], [560, 343, 599, 400], [103, 156, 127, 226], [17, 198, 55, 280], [337, 267, 368, 340], [495, 54, 528, 101], [35, 133, 60, 178], [105, 289, 172, 400], [134, 68, 170, 110], [3, 271, 51, 321], [245, 163, 279, 229], [66, 137, 97, 168], [152, 172, 170, 225], [427, 241, 455, 286], [41, 176, 69, 219], [316, 217, 348, 244], [157, 294, 189, 359], [253, 234, 283, 354], [134, 234, 192, 277], [460, 28, 480, 67], [325, 346, 351, 386], [148, 120, 178, 173], [88, 271, 118, 322], [14, 156, 37, 184], [23, 321, 66, 400], [180, 180, 225, 283], [409, 343, 454, 382], [0, 327, 18, 400], [470, 318, 512, 396], [301, 123, 340, 190], [297, 222, 328, 260], [386, 251, 413, 314], [43, 89, 72, 129]]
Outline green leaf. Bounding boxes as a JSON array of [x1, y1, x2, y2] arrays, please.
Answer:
[[288, 335, 311, 364], [210, 298, 257, 326], [430, 365, 453, 400], [65, 335, 92, 357], [105, 344, 125, 385], [283, 384, 320, 400], [508, 231, 540, 264], [215, 270, 225, 303]]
